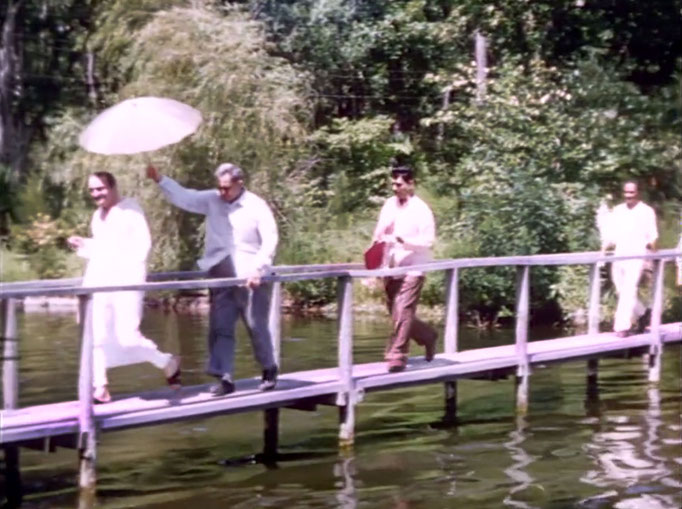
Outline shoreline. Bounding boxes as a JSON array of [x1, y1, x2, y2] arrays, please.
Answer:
[[18, 295, 585, 331], [19, 294, 403, 318]]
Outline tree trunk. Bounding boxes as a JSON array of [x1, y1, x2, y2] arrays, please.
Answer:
[[0, 1, 23, 175]]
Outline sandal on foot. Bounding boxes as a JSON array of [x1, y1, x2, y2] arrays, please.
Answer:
[[165, 355, 182, 388]]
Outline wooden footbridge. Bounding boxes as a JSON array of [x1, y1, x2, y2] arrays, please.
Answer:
[[2, 250, 681, 498]]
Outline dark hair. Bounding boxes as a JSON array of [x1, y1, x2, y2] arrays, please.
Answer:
[[391, 165, 415, 182], [92, 171, 117, 189]]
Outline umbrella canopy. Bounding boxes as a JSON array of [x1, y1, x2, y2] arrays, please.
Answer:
[[79, 96, 202, 155]]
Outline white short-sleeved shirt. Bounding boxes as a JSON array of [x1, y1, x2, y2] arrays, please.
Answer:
[[373, 194, 436, 275]]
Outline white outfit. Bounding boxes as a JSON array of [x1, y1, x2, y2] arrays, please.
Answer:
[[158, 176, 278, 276], [372, 194, 436, 276], [77, 197, 171, 388], [605, 201, 658, 333]]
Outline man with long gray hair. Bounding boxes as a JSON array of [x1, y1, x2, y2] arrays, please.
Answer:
[[146, 162, 279, 395]]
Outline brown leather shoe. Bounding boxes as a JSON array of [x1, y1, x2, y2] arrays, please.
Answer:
[[424, 335, 437, 362], [387, 359, 406, 373], [164, 355, 182, 388], [93, 386, 111, 404]]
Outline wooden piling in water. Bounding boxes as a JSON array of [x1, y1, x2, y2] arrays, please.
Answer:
[[337, 276, 355, 447], [443, 268, 459, 424], [587, 263, 601, 388], [443, 381, 458, 425], [263, 281, 283, 460], [2, 299, 19, 409], [2, 298, 22, 506], [647, 260, 665, 383], [514, 266, 530, 415], [262, 408, 279, 462], [77, 295, 97, 492]]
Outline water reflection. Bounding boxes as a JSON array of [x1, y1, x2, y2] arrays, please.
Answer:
[[4, 311, 680, 509], [334, 456, 356, 509], [503, 415, 539, 509], [581, 385, 681, 508]]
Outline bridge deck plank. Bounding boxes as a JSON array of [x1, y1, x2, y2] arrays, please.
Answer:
[[2, 322, 680, 445]]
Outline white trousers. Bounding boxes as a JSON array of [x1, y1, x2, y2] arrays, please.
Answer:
[[90, 290, 171, 388], [611, 259, 646, 333]]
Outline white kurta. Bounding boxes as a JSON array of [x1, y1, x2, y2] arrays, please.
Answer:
[[606, 201, 658, 333], [77, 197, 170, 387]]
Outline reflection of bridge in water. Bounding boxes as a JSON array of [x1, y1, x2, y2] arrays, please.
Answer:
[[580, 384, 682, 509], [2, 249, 681, 501]]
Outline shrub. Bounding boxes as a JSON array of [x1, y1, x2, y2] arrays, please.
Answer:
[[10, 213, 71, 279]]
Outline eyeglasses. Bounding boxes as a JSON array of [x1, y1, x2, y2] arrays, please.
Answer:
[[218, 186, 233, 192], [88, 186, 108, 193]]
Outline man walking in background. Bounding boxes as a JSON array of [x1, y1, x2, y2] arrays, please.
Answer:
[[68, 172, 180, 403], [146, 163, 279, 396], [601, 181, 658, 337], [372, 165, 438, 373]]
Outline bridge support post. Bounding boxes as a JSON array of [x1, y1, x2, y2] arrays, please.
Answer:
[[647, 260, 665, 383], [262, 408, 279, 462], [2, 298, 23, 507], [443, 381, 458, 424], [587, 358, 599, 389], [262, 281, 282, 460], [268, 282, 282, 365], [77, 295, 97, 494], [514, 266, 530, 415], [337, 276, 355, 447], [586, 263, 601, 390], [585, 360, 601, 417], [443, 268, 459, 354], [443, 269, 459, 424]]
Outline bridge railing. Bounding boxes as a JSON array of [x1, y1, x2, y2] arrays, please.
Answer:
[[1, 249, 680, 456]]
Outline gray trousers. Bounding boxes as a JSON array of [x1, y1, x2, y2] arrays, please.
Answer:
[[206, 256, 276, 379]]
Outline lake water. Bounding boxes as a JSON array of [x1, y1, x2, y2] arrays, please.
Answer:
[[2, 308, 681, 509]]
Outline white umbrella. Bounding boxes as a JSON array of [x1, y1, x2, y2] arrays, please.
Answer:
[[79, 96, 202, 155]]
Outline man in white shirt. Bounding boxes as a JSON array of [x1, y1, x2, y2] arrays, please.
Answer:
[[602, 181, 658, 337], [67, 172, 180, 404], [372, 166, 437, 372], [146, 163, 278, 395]]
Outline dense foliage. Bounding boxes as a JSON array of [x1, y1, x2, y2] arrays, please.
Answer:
[[2, 0, 680, 324]]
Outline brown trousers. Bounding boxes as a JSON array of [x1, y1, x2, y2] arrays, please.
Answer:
[[383, 276, 437, 362]]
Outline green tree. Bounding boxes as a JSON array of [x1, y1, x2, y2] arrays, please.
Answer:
[[40, 3, 311, 271], [423, 58, 680, 321], [0, 0, 100, 175]]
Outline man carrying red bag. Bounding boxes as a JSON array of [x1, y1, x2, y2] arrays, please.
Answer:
[[370, 165, 438, 373]]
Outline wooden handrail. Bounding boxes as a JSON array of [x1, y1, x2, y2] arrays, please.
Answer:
[[1, 249, 679, 299]]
